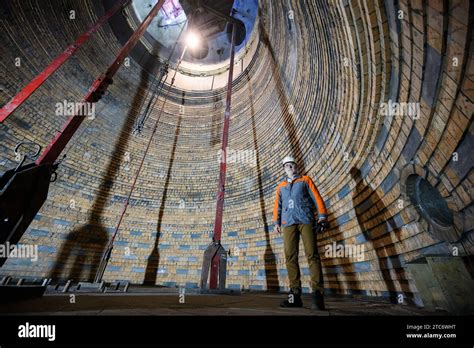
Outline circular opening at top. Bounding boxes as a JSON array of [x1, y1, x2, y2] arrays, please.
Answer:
[[406, 175, 454, 227]]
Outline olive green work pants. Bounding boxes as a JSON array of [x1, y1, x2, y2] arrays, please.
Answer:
[[282, 223, 323, 294]]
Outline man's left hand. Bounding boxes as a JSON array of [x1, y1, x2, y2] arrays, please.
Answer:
[[317, 219, 329, 231]]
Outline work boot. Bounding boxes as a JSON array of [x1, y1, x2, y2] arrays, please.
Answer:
[[311, 291, 325, 310], [280, 289, 303, 308]]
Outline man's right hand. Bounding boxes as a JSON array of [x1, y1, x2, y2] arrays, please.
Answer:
[[274, 224, 281, 234]]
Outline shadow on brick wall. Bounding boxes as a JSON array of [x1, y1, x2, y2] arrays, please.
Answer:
[[50, 65, 153, 282], [322, 220, 363, 298], [258, 8, 305, 170], [246, 71, 280, 292], [49, 226, 108, 283], [209, 90, 222, 147], [350, 167, 407, 303], [144, 91, 184, 285]]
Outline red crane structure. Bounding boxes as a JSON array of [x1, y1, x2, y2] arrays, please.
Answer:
[[0, 0, 240, 294], [0, 0, 167, 266]]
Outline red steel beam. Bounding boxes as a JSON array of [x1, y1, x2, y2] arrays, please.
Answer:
[[209, 22, 236, 289], [36, 0, 167, 166], [0, 0, 131, 123], [212, 22, 237, 243]]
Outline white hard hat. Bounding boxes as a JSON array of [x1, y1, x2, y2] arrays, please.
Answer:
[[282, 156, 296, 166]]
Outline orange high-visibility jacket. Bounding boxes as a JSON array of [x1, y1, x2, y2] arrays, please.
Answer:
[[273, 174, 327, 227]]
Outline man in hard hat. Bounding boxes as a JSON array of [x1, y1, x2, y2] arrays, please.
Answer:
[[273, 156, 329, 309]]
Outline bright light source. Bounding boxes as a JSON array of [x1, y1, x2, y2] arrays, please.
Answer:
[[185, 31, 200, 50]]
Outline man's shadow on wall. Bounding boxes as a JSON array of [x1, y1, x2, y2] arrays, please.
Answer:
[[350, 167, 406, 303], [320, 219, 363, 298]]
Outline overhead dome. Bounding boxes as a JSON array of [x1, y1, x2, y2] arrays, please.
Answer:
[[105, 0, 259, 90]]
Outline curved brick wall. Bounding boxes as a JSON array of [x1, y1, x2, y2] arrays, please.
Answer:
[[0, 0, 472, 302]]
